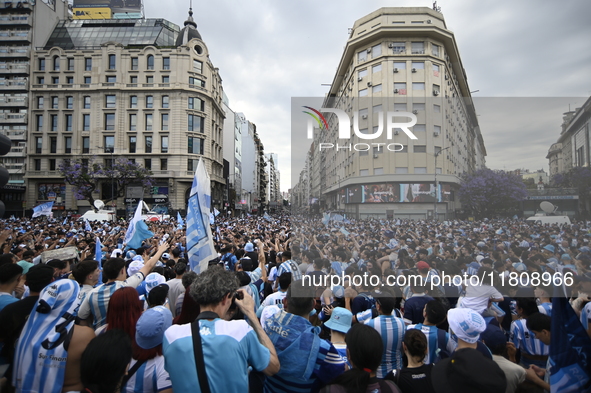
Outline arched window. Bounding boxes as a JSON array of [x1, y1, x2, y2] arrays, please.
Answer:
[[147, 55, 154, 70], [53, 56, 60, 71]]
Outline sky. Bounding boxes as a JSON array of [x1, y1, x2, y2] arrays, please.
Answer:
[[144, 0, 591, 192]]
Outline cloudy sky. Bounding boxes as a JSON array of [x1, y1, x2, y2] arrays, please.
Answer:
[[145, 0, 591, 191]]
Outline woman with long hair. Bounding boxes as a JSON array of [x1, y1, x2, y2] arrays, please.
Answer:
[[321, 324, 400, 393], [385, 329, 435, 393], [172, 286, 200, 325], [104, 287, 144, 358]]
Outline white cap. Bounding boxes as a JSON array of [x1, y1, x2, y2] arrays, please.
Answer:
[[145, 273, 166, 293], [448, 308, 486, 344], [127, 261, 143, 277]]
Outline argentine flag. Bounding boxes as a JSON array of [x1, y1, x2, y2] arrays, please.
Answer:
[[85, 219, 92, 232], [177, 212, 184, 229], [95, 237, 103, 285], [32, 201, 53, 218], [124, 201, 154, 249], [186, 158, 216, 274]]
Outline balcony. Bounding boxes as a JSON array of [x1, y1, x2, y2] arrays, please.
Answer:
[[1, 1, 33, 10], [0, 80, 27, 90], [0, 63, 29, 74], [0, 129, 26, 139], [0, 112, 26, 123], [0, 47, 29, 57], [0, 16, 31, 26], [0, 30, 31, 42], [0, 96, 27, 107]]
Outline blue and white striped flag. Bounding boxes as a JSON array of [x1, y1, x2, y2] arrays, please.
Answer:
[[186, 158, 216, 274], [62, 217, 68, 226], [214, 208, 220, 216], [124, 201, 143, 246], [95, 237, 103, 285], [177, 212, 184, 228], [85, 219, 92, 232], [209, 212, 215, 225], [263, 212, 272, 221], [32, 201, 53, 218]]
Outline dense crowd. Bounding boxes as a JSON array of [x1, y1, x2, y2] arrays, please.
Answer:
[[0, 213, 589, 393]]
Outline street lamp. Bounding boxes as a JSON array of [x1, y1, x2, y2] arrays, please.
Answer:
[[434, 146, 451, 220]]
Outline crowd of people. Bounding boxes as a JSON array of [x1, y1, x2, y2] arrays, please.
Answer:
[[0, 212, 589, 393]]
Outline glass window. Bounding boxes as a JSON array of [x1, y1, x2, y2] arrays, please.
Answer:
[[189, 77, 205, 87], [65, 114, 72, 131], [146, 96, 153, 108], [413, 82, 425, 90], [66, 76, 74, 84], [38, 58, 45, 71], [394, 103, 407, 111], [106, 75, 116, 83], [145, 114, 153, 131], [358, 69, 368, 79], [130, 75, 138, 83], [193, 60, 202, 73], [67, 58, 74, 71], [130, 96, 137, 108], [393, 61, 406, 70], [359, 169, 369, 177], [145, 136, 152, 153], [108, 54, 116, 70], [414, 145, 427, 153], [162, 96, 169, 108], [84, 96, 91, 109], [411, 62, 425, 69], [188, 137, 203, 154], [161, 158, 168, 170], [394, 82, 407, 94], [432, 44, 440, 57], [129, 136, 136, 153], [49, 159, 56, 171], [34, 159, 41, 171], [105, 95, 116, 108], [433, 84, 440, 94], [84, 76, 91, 84], [104, 136, 114, 153], [359, 88, 368, 97], [105, 113, 115, 130], [84, 58, 92, 71], [161, 136, 168, 153], [411, 42, 425, 54], [392, 42, 405, 53], [82, 136, 89, 154], [395, 167, 408, 174], [433, 64, 440, 73], [51, 96, 58, 109], [373, 104, 382, 113], [374, 167, 384, 175], [372, 63, 382, 73], [412, 103, 425, 111], [161, 113, 169, 131], [188, 114, 204, 132], [357, 50, 367, 63], [414, 167, 427, 174], [129, 114, 137, 131], [413, 124, 426, 132], [53, 56, 60, 71], [144, 159, 152, 170], [131, 57, 138, 70], [162, 75, 169, 83], [434, 104, 441, 113], [83, 114, 90, 131], [35, 137, 42, 154], [37, 96, 43, 109], [146, 76, 154, 83], [373, 146, 383, 155], [64, 136, 72, 153], [434, 125, 441, 135], [50, 137, 57, 153], [188, 158, 198, 171], [50, 114, 58, 131], [37, 77, 45, 84], [163, 57, 170, 70], [372, 84, 382, 93], [66, 96, 73, 109], [147, 55, 154, 70], [188, 97, 204, 111], [371, 44, 381, 57]]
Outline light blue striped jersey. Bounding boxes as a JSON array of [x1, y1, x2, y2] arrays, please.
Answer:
[[581, 302, 591, 330], [365, 315, 406, 378], [407, 323, 456, 364], [163, 319, 270, 393], [510, 319, 549, 356], [277, 260, 302, 281], [538, 302, 552, 317], [124, 356, 171, 393]]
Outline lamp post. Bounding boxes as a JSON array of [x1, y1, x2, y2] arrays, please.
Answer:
[[434, 146, 451, 220]]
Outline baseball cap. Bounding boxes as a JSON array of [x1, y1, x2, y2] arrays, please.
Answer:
[[447, 308, 486, 344], [324, 307, 352, 334], [110, 249, 123, 258], [431, 348, 507, 393], [416, 261, 430, 270], [162, 253, 170, 260], [475, 255, 484, 263], [145, 272, 166, 293], [135, 305, 172, 349], [244, 242, 254, 252], [127, 261, 143, 277]]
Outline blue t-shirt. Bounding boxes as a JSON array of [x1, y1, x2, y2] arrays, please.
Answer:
[[163, 319, 270, 393], [403, 295, 434, 325], [0, 294, 17, 313]]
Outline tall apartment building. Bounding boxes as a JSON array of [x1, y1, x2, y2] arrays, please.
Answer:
[[26, 13, 226, 215], [300, 7, 486, 220], [265, 153, 280, 210], [0, 0, 68, 216], [222, 95, 243, 214]]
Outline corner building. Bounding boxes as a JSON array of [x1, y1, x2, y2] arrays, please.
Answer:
[[26, 14, 225, 215], [319, 7, 486, 220]]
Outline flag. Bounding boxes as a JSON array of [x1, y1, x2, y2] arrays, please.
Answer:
[[85, 219, 92, 232], [62, 217, 68, 226], [332, 214, 344, 222], [322, 213, 330, 226], [263, 212, 272, 221], [177, 212, 184, 228], [124, 200, 153, 249], [186, 158, 216, 274], [340, 227, 350, 236], [209, 212, 215, 225], [550, 292, 591, 392], [95, 237, 103, 285], [214, 208, 220, 217], [32, 201, 53, 218]]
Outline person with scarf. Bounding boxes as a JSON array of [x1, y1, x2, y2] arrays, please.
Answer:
[[13, 279, 95, 393]]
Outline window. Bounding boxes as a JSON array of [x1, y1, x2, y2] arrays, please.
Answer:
[[130, 75, 138, 83], [34, 159, 41, 171], [372, 84, 382, 93], [65, 114, 72, 131], [144, 159, 152, 170], [413, 124, 426, 132], [35, 137, 42, 154], [411, 42, 425, 54], [432, 44, 440, 57], [161, 158, 168, 170], [357, 50, 367, 63], [374, 167, 384, 175], [129, 136, 136, 153], [104, 136, 114, 153], [189, 77, 205, 87], [412, 103, 425, 111], [50, 137, 57, 153], [105, 113, 115, 130], [414, 145, 427, 153], [358, 69, 368, 79], [145, 114, 153, 131], [106, 75, 116, 83], [372, 63, 382, 73], [412, 82, 425, 90], [105, 95, 116, 108], [161, 136, 168, 153], [64, 136, 72, 153], [147, 55, 154, 70], [146, 96, 153, 108], [131, 57, 138, 70], [394, 82, 407, 94], [433, 84, 440, 94], [84, 58, 92, 71], [38, 58, 45, 71], [411, 62, 424, 70], [434, 104, 441, 113], [373, 104, 382, 113], [394, 103, 407, 111], [393, 62, 406, 70], [67, 58, 74, 71], [359, 148, 369, 156], [434, 125, 441, 135], [163, 57, 170, 70], [84, 76, 91, 84], [105, 158, 113, 168], [146, 76, 154, 83], [162, 96, 169, 108], [162, 75, 169, 83], [66, 96, 73, 109], [37, 96, 43, 109], [392, 42, 405, 53], [51, 96, 58, 109], [161, 113, 169, 131], [145, 136, 152, 153], [38, 77, 45, 85], [193, 60, 202, 73], [82, 136, 89, 154], [188, 158, 198, 171], [371, 44, 381, 57], [359, 89, 368, 97], [130, 96, 137, 108], [188, 97, 204, 111], [50, 114, 58, 131], [435, 146, 442, 155], [360, 169, 369, 176], [188, 114, 204, 132], [129, 114, 137, 131], [188, 137, 203, 154], [414, 167, 427, 174], [49, 159, 56, 170], [53, 56, 60, 71], [359, 108, 368, 117], [83, 114, 90, 131], [84, 96, 91, 109], [373, 146, 383, 155], [66, 76, 74, 84], [433, 64, 440, 73], [108, 54, 116, 70]]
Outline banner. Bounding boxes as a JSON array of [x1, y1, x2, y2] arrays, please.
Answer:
[[32, 201, 53, 218]]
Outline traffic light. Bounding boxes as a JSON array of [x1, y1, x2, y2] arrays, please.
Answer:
[[0, 134, 11, 217]]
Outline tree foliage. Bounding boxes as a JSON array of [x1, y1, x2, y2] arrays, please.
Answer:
[[551, 166, 591, 214], [58, 157, 154, 209], [458, 168, 528, 219]]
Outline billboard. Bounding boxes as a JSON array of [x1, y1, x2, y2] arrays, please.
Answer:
[[72, 7, 112, 19], [72, 0, 141, 14], [345, 183, 452, 203]]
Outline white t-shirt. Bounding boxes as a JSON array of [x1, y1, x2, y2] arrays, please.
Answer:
[[461, 284, 503, 314]]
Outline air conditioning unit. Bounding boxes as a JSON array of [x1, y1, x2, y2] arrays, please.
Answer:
[[412, 110, 418, 115], [358, 76, 363, 82], [388, 43, 394, 48], [367, 82, 372, 87], [373, 154, 379, 159], [434, 131, 440, 136], [445, 74, 449, 80], [427, 19, 432, 24], [393, 68, 399, 73], [361, 114, 368, 119], [394, 89, 399, 93], [398, 50, 405, 54], [433, 90, 440, 96], [412, 68, 417, 73], [394, 130, 399, 135]]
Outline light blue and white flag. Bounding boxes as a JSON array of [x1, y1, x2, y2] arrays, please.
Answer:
[[187, 158, 216, 274], [214, 208, 220, 216], [32, 201, 53, 218], [62, 217, 68, 226], [124, 201, 143, 246], [340, 227, 350, 237], [85, 219, 92, 232], [322, 213, 330, 226], [209, 212, 215, 225], [177, 212, 184, 228], [95, 236, 103, 285], [263, 212, 272, 221], [332, 214, 344, 222]]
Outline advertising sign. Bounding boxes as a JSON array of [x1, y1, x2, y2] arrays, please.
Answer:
[[346, 183, 452, 203], [72, 0, 140, 14], [72, 7, 112, 19]]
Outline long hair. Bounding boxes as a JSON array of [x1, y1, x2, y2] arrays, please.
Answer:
[[106, 287, 143, 359], [329, 324, 384, 393], [403, 328, 428, 362], [173, 286, 200, 325]]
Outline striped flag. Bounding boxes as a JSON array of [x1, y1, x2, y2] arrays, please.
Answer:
[[95, 236, 103, 285], [176, 212, 184, 228], [32, 201, 53, 218], [85, 219, 92, 232], [186, 158, 216, 274], [124, 201, 143, 246]]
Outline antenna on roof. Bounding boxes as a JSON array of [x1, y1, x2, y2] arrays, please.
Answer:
[[433, 1, 441, 12]]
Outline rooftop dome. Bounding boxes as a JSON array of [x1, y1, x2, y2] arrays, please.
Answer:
[[176, 8, 202, 46]]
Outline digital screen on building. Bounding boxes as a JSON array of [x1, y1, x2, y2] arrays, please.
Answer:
[[72, 0, 141, 13], [346, 183, 452, 203]]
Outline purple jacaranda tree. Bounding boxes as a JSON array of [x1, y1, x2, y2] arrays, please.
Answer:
[[58, 157, 154, 211], [458, 168, 528, 219]]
